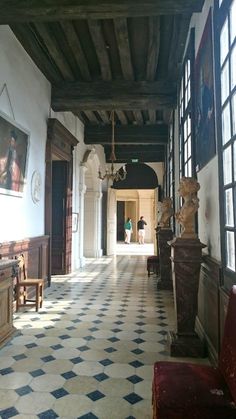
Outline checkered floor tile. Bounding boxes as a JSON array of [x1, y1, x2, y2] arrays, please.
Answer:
[[0, 255, 206, 418]]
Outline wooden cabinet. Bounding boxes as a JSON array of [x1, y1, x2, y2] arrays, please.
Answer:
[[0, 259, 17, 347]]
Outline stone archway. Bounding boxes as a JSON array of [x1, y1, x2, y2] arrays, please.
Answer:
[[82, 149, 103, 258]]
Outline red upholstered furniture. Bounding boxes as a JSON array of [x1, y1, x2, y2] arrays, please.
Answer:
[[147, 255, 159, 277], [152, 286, 236, 419]]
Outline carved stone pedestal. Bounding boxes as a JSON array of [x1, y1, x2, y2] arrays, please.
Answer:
[[157, 228, 173, 290], [167, 237, 206, 357]]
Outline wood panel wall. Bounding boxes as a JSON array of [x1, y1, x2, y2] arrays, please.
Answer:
[[196, 255, 221, 365], [0, 235, 49, 286]]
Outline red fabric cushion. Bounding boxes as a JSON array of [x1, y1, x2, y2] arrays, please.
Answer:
[[219, 286, 236, 402], [153, 361, 236, 419]]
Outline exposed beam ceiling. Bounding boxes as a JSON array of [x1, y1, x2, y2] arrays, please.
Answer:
[[3, 0, 204, 165], [52, 81, 176, 111], [0, 1, 204, 23], [84, 124, 168, 145]]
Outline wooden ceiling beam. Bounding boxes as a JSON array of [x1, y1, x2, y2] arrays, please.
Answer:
[[105, 151, 165, 163], [114, 18, 133, 80], [115, 111, 128, 125], [83, 111, 100, 124], [97, 111, 110, 124], [60, 21, 91, 81], [84, 124, 168, 144], [11, 23, 62, 83], [88, 20, 112, 80], [34, 22, 74, 80], [105, 144, 165, 153], [132, 111, 143, 125], [0, 1, 204, 23], [146, 16, 160, 81], [114, 19, 143, 125], [52, 80, 176, 111]]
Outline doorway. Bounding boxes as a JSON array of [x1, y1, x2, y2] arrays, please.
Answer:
[[117, 201, 125, 241], [51, 161, 70, 275], [45, 118, 78, 280]]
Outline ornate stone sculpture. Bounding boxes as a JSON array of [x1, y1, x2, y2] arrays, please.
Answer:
[[158, 197, 174, 228], [175, 177, 200, 238]]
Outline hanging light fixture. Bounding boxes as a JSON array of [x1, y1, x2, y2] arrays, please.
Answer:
[[98, 110, 127, 184]]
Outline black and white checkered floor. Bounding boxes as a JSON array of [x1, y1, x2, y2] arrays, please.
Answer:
[[0, 255, 184, 418]]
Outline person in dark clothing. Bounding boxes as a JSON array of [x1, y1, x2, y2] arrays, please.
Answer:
[[137, 216, 147, 244]]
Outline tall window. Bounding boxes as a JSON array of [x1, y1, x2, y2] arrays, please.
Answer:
[[178, 31, 195, 178], [166, 115, 175, 229], [167, 115, 175, 199], [218, 0, 236, 284]]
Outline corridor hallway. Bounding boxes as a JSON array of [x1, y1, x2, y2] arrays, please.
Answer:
[[0, 255, 203, 419]]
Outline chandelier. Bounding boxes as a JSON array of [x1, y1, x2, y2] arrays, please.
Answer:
[[98, 110, 127, 184]]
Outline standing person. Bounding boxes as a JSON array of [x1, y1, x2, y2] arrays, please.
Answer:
[[137, 216, 147, 244], [124, 217, 132, 244]]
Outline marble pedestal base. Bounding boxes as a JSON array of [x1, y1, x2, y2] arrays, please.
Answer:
[[156, 228, 173, 291], [168, 237, 206, 357], [167, 331, 206, 358]]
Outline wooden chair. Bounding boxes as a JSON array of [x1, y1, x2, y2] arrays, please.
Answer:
[[15, 254, 44, 312], [152, 286, 236, 419]]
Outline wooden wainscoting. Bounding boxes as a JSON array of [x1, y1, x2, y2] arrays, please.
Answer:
[[0, 235, 49, 286], [196, 255, 221, 365], [219, 288, 230, 348]]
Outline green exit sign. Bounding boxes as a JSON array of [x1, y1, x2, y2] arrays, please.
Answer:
[[131, 159, 139, 163]]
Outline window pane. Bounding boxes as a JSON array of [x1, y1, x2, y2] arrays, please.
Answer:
[[234, 141, 236, 180], [232, 93, 236, 135], [188, 159, 192, 176], [230, 0, 236, 45], [188, 114, 191, 133], [220, 20, 229, 65], [188, 137, 191, 158], [184, 119, 187, 139], [231, 45, 236, 89], [187, 81, 190, 104], [225, 188, 234, 226], [187, 59, 190, 79], [222, 104, 231, 144], [223, 145, 232, 184], [226, 231, 235, 271], [221, 62, 229, 104], [184, 141, 188, 162]]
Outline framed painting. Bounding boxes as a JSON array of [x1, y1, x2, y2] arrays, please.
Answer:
[[0, 111, 30, 197], [195, 9, 216, 171]]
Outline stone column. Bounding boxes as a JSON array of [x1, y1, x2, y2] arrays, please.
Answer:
[[167, 237, 206, 357], [156, 228, 173, 290], [94, 191, 103, 258], [78, 165, 87, 267]]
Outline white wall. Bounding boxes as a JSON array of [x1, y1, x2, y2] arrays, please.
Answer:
[[0, 26, 50, 242], [0, 27, 106, 273], [147, 163, 165, 189], [198, 157, 221, 259]]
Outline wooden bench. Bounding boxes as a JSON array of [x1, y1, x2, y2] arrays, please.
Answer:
[[152, 286, 236, 418], [147, 255, 159, 277]]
